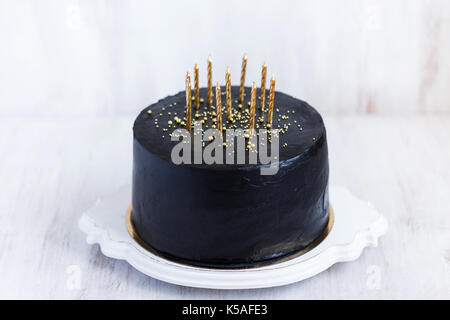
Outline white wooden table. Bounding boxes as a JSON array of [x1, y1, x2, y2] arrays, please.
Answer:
[[1, 114, 449, 299]]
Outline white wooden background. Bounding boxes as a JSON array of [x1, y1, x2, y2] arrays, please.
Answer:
[[1, 0, 450, 116], [0, 1, 449, 299]]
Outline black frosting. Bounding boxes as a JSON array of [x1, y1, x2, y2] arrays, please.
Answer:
[[132, 86, 329, 268]]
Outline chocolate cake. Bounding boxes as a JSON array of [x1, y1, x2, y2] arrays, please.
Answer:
[[130, 58, 330, 268]]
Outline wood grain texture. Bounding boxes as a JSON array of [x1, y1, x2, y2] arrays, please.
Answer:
[[0, 115, 448, 299], [0, 0, 450, 117]]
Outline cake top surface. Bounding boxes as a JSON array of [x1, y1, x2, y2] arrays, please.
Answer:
[[133, 85, 326, 168]]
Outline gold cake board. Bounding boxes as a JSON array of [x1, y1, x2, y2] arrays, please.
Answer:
[[125, 204, 334, 269]]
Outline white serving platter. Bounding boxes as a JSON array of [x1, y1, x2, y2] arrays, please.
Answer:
[[78, 185, 387, 289]]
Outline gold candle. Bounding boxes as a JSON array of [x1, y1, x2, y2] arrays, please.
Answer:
[[215, 82, 223, 132], [207, 56, 213, 106], [267, 76, 276, 127], [225, 67, 232, 121], [238, 54, 247, 103], [185, 71, 192, 131], [259, 62, 267, 111], [194, 64, 199, 110], [249, 82, 256, 134]]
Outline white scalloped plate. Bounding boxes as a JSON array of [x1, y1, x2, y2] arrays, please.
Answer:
[[78, 185, 387, 289]]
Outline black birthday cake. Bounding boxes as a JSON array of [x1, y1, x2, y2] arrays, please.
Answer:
[[130, 57, 331, 268]]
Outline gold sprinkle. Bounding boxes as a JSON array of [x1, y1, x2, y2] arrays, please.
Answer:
[[147, 110, 152, 115]]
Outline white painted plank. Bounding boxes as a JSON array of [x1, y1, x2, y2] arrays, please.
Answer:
[[1, 0, 450, 116]]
